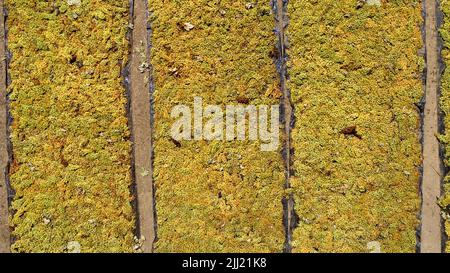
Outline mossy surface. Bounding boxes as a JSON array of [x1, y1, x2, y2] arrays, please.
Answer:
[[7, 0, 135, 252], [150, 0, 285, 252], [288, 0, 423, 252], [440, 0, 450, 253]]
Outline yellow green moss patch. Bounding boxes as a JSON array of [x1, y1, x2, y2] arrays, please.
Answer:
[[288, 0, 423, 252], [150, 0, 285, 252], [8, 0, 134, 252]]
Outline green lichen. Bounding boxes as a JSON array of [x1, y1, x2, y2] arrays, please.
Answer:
[[7, 0, 135, 252], [150, 0, 285, 252], [288, 0, 423, 252]]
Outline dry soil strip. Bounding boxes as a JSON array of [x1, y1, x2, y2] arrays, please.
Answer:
[[129, 0, 155, 253], [421, 0, 443, 253], [0, 0, 9, 254], [275, 0, 294, 253]]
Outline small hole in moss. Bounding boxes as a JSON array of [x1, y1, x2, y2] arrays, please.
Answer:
[[340, 125, 362, 139]]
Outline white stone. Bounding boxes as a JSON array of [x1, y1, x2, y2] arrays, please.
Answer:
[[67, 241, 81, 253], [366, 0, 381, 6], [67, 0, 81, 6], [183, 22, 195, 31], [367, 241, 382, 253]]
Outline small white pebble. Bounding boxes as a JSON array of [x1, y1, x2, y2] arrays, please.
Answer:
[[366, 0, 381, 6], [367, 241, 382, 253], [67, 0, 81, 7], [245, 3, 255, 9], [67, 241, 81, 253], [183, 22, 194, 31]]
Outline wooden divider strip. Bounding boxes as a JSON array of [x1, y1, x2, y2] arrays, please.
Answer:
[[0, 0, 10, 254], [421, 0, 443, 253], [129, 0, 155, 253]]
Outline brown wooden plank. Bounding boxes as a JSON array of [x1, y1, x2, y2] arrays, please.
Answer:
[[275, 0, 294, 253], [130, 0, 155, 253], [421, 0, 443, 253], [0, 0, 10, 254]]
